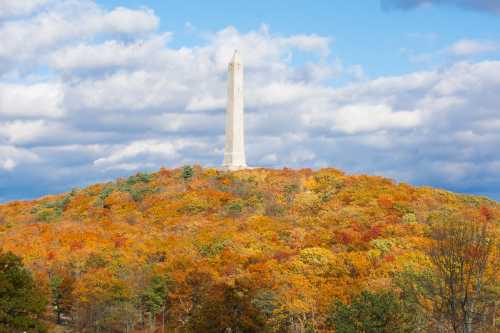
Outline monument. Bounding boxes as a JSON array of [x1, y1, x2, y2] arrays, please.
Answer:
[[222, 50, 247, 171]]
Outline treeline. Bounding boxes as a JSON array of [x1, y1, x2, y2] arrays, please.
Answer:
[[2, 211, 497, 332], [0, 167, 498, 332]]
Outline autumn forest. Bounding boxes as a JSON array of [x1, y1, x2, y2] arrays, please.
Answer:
[[0, 167, 498, 333]]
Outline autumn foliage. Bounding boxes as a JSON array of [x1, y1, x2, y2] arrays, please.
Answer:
[[0, 167, 498, 332]]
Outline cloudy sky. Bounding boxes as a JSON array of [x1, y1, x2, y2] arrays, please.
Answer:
[[0, 0, 499, 202]]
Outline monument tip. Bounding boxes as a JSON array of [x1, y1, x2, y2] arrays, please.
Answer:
[[231, 49, 241, 63]]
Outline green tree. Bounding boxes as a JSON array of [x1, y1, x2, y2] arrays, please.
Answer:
[[50, 274, 75, 324], [0, 252, 47, 333], [181, 165, 194, 182], [139, 275, 170, 332], [395, 268, 441, 331], [188, 282, 266, 333], [327, 290, 417, 333], [181, 165, 194, 192], [226, 201, 243, 219]]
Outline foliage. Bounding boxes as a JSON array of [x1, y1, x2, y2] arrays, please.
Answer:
[[139, 275, 169, 321], [188, 281, 266, 333], [398, 209, 497, 333], [0, 167, 498, 332], [0, 252, 47, 333], [327, 290, 418, 333], [225, 200, 243, 217], [182, 165, 194, 182], [31, 193, 74, 222], [50, 273, 75, 325], [196, 238, 229, 257]]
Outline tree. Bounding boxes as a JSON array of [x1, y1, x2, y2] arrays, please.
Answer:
[[181, 165, 194, 182], [72, 269, 140, 333], [139, 275, 170, 332], [395, 268, 442, 332], [50, 273, 75, 324], [188, 282, 266, 333], [284, 183, 300, 205], [226, 201, 243, 219], [181, 165, 194, 192], [327, 290, 417, 333], [0, 252, 48, 333], [426, 210, 496, 333], [396, 210, 498, 333]]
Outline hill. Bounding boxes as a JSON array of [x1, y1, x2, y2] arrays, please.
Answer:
[[0, 167, 498, 332]]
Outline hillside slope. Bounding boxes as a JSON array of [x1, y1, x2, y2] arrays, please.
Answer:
[[0, 167, 498, 332]]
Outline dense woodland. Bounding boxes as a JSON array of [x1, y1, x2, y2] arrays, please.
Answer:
[[0, 166, 498, 333]]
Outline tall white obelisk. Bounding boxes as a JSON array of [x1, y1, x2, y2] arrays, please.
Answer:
[[222, 50, 247, 171]]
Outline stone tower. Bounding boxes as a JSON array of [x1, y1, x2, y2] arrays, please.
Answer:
[[222, 50, 247, 171]]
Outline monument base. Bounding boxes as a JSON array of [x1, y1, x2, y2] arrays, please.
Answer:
[[220, 165, 250, 171]]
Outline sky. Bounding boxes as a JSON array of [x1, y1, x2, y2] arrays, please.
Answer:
[[0, 0, 500, 202]]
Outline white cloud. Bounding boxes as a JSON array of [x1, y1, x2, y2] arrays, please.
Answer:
[[98, 6, 159, 34], [65, 70, 190, 112], [186, 95, 225, 112], [0, 0, 159, 70], [93, 139, 209, 170], [0, 0, 51, 18], [0, 82, 64, 119], [56, 24, 336, 115], [332, 104, 421, 134], [206, 25, 332, 71], [94, 140, 179, 167], [251, 82, 331, 108], [282, 34, 331, 56], [0, 120, 49, 144], [402, 38, 500, 66], [50, 33, 172, 71], [2, 158, 15, 171], [0, 145, 38, 171], [449, 39, 499, 56], [432, 61, 500, 95]]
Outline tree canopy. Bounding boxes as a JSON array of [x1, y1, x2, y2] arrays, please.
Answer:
[[0, 252, 47, 333], [0, 167, 498, 332]]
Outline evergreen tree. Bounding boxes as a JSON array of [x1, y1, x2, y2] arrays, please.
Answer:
[[328, 290, 417, 333], [0, 252, 47, 333], [181, 165, 194, 182]]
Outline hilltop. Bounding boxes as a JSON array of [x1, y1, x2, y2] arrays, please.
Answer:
[[0, 167, 498, 332]]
